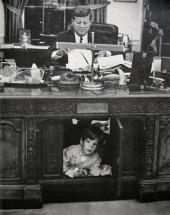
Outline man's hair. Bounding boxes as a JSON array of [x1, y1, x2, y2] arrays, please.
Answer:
[[81, 125, 104, 143], [72, 5, 93, 21]]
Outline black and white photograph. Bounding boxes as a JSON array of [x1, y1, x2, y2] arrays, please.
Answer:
[[0, 0, 170, 214], [19, 29, 31, 45]]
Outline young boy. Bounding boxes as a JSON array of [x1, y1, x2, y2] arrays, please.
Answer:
[[63, 125, 112, 178]]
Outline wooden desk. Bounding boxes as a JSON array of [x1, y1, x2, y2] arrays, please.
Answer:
[[0, 88, 170, 208]]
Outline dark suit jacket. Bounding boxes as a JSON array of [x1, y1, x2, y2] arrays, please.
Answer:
[[53, 27, 116, 44], [44, 27, 116, 66]]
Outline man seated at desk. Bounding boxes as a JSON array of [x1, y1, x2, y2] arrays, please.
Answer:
[[46, 5, 114, 66]]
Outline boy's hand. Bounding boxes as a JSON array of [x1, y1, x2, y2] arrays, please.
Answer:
[[65, 167, 79, 178], [73, 169, 84, 177], [65, 167, 82, 178], [65, 168, 89, 178], [100, 165, 112, 176], [65, 169, 75, 178], [73, 168, 88, 177]]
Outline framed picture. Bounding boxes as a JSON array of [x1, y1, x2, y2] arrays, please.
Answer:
[[19, 29, 31, 44], [114, 0, 137, 2]]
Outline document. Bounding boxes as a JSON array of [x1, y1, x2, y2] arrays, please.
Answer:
[[151, 57, 162, 74], [97, 54, 126, 69], [66, 49, 92, 71]]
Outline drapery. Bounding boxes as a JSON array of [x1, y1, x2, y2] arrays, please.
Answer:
[[0, 0, 5, 43], [3, 0, 28, 43], [90, 0, 109, 23]]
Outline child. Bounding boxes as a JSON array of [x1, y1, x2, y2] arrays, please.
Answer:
[[63, 125, 112, 178]]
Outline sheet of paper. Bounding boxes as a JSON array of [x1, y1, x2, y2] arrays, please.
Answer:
[[66, 49, 92, 71], [97, 54, 125, 69], [151, 57, 162, 73]]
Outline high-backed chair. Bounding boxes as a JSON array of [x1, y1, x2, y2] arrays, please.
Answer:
[[91, 23, 118, 45]]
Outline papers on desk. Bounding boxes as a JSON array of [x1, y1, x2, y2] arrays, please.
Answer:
[[97, 54, 132, 70], [151, 57, 162, 74], [66, 49, 92, 71], [66, 51, 132, 72]]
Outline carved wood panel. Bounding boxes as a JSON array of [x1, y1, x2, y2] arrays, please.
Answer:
[[109, 99, 170, 114], [119, 118, 145, 176], [110, 100, 147, 114], [0, 118, 24, 182], [0, 100, 76, 115], [1, 98, 170, 116], [144, 117, 156, 178], [26, 118, 37, 184], [37, 119, 63, 179], [158, 117, 170, 175]]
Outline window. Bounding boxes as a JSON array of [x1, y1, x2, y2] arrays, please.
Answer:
[[24, 0, 109, 44]]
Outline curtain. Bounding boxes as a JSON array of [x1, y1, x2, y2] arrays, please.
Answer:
[[90, 0, 109, 23], [0, 0, 5, 43], [4, 0, 28, 43]]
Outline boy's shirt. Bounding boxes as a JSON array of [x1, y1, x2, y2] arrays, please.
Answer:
[[63, 144, 102, 176]]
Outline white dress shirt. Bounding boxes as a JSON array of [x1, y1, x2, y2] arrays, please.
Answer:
[[74, 32, 88, 44]]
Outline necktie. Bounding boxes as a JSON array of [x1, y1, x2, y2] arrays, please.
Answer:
[[80, 37, 83, 43]]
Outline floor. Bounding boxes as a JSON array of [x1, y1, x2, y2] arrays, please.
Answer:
[[0, 200, 170, 215]]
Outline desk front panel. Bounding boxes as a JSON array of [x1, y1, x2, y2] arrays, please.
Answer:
[[1, 96, 170, 116], [0, 91, 170, 204]]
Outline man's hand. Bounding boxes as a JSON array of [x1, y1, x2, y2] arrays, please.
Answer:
[[97, 51, 111, 58], [51, 49, 67, 60], [94, 51, 112, 63]]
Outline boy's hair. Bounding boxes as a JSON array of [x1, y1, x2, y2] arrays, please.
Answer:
[[81, 125, 104, 143], [72, 5, 93, 21]]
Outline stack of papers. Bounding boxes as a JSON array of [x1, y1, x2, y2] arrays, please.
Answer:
[[66, 51, 132, 72], [97, 54, 132, 69]]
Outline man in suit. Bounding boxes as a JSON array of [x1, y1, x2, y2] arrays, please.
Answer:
[[47, 5, 114, 65]]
